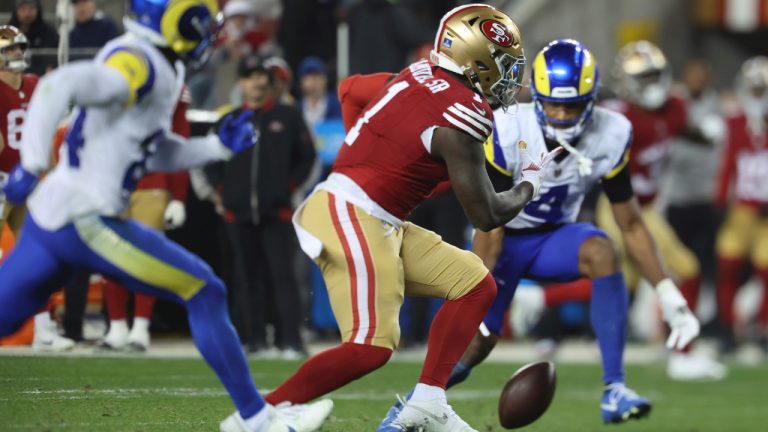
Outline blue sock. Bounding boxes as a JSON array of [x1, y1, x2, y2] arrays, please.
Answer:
[[446, 361, 473, 389], [187, 280, 265, 418], [590, 273, 628, 385]]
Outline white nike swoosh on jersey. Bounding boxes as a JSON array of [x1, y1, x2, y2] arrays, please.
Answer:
[[472, 103, 486, 116]]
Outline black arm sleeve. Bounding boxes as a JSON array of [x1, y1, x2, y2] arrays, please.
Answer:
[[486, 160, 514, 193], [601, 163, 634, 203]]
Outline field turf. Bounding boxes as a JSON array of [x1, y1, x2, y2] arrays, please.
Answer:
[[0, 356, 765, 431]]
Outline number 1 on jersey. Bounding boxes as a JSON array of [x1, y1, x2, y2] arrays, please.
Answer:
[[345, 81, 410, 146]]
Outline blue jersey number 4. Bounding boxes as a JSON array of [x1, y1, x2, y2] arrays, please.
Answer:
[[523, 184, 569, 223]]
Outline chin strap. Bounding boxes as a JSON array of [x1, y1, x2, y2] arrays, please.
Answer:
[[555, 135, 593, 177]]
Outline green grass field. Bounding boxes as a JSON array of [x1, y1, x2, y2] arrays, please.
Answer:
[[0, 356, 766, 431]]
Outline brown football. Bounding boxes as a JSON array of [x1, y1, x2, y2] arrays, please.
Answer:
[[498, 361, 557, 429]]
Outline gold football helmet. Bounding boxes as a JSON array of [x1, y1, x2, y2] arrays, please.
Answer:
[[612, 40, 671, 110], [0, 25, 30, 72], [430, 4, 525, 109], [737, 56, 768, 97]]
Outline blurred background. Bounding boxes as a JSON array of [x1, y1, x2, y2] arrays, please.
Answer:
[[1, 0, 768, 367]]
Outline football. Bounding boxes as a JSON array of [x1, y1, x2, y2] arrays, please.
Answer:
[[498, 361, 557, 429]]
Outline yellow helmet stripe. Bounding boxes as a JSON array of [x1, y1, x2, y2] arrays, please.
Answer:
[[579, 49, 597, 95], [161, 0, 219, 55], [533, 51, 550, 97]]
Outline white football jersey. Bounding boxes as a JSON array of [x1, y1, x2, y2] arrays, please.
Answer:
[[487, 103, 631, 229], [25, 33, 184, 230]]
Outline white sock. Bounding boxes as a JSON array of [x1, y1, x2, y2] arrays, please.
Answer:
[[34, 311, 53, 329], [243, 404, 271, 431], [108, 319, 128, 335], [409, 383, 446, 403], [131, 317, 150, 333]]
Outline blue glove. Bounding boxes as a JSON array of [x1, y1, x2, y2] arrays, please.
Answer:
[[217, 110, 258, 154], [2, 164, 39, 204]]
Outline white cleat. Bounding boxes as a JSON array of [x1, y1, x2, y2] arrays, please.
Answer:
[[99, 322, 129, 351], [221, 400, 334, 432], [32, 323, 75, 352], [510, 285, 545, 338], [667, 352, 727, 381], [391, 397, 478, 432], [127, 326, 150, 352], [274, 399, 334, 432]]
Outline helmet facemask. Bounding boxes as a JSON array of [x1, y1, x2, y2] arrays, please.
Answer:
[[534, 98, 594, 143], [487, 50, 525, 110]]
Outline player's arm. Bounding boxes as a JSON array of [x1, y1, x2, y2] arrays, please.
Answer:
[[19, 61, 133, 174], [339, 73, 395, 131], [604, 164, 699, 349], [472, 227, 504, 270], [431, 126, 535, 231]]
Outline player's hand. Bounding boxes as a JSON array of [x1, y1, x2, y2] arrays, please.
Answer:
[[2, 164, 39, 205], [519, 146, 563, 198], [217, 110, 258, 154], [164, 199, 186, 230], [656, 278, 700, 350]]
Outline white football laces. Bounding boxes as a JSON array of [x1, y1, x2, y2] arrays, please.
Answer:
[[555, 134, 593, 177]]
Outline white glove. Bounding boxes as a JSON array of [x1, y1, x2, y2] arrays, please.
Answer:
[[656, 278, 700, 350], [520, 146, 563, 198], [164, 199, 186, 230]]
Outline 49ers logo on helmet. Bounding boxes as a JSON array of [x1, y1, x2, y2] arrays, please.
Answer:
[[480, 19, 513, 47]]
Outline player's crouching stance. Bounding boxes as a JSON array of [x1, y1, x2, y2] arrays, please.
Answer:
[[382, 39, 701, 426], [0, 1, 331, 431]]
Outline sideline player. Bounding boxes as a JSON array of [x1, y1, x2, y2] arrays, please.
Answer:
[[382, 39, 701, 426], [264, 4, 558, 432], [601, 41, 726, 380], [0, 1, 331, 431], [0, 24, 76, 352], [715, 56, 768, 354]]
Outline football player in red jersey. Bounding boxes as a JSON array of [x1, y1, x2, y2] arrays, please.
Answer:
[[715, 56, 768, 355], [0, 25, 75, 352], [264, 5, 559, 431], [0, 25, 37, 241], [600, 41, 726, 380]]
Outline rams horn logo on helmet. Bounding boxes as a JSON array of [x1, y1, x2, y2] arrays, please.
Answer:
[[480, 20, 513, 47]]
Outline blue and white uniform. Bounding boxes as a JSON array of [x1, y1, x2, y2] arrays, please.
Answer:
[[482, 102, 631, 333], [0, 27, 266, 422]]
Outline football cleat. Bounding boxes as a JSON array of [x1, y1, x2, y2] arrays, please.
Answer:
[[220, 405, 296, 432], [274, 399, 334, 432], [377, 394, 407, 431], [98, 321, 129, 351], [32, 319, 75, 352], [667, 352, 727, 381], [600, 383, 651, 424], [379, 397, 477, 432], [127, 326, 150, 352]]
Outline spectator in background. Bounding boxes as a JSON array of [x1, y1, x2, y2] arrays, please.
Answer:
[[663, 59, 725, 313], [69, 0, 119, 50], [8, 0, 59, 75], [207, 55, 317, 359], [346, 0, 432, 74], [265, 56, 294, 105], [298, 56, 341, 131]]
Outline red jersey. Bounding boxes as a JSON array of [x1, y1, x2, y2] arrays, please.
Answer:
[[604, 95, 687, 205], [716, 112, 768, 207], [135, 86, 191, 201], [333, 60, 493, 220], [0, 74, 39, 173]]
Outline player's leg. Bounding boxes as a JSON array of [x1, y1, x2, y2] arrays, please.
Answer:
[[751, 217, 768, 351], [379, 223, 496, 431], [125, 190, 168, 351], [101, 278, 131, 349], [265, 191, 398, 405], [715, 205, 754, 352], [447, 233, 539, 388], [527, 223, 649, 423], [0, 216, 73, 338], [61, 216, 279, 429]]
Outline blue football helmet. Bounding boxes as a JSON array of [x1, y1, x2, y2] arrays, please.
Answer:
[[124, 0, 222, 68], [531, 39, 599, 142]]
